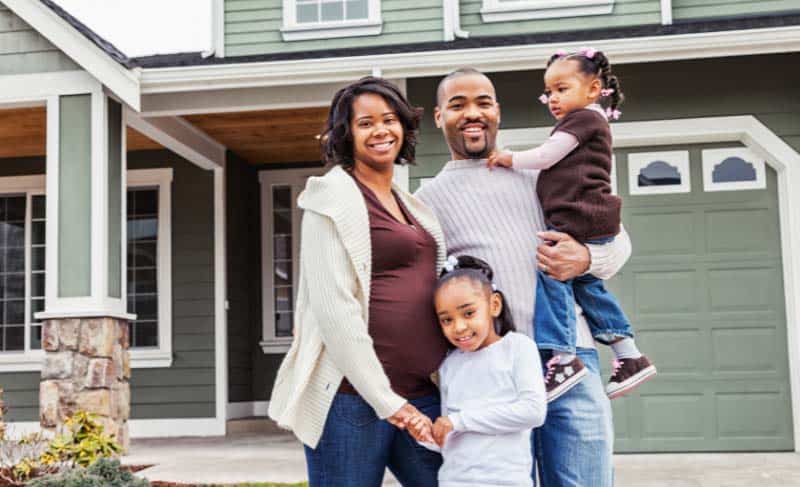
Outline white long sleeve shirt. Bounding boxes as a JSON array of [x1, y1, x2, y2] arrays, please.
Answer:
[[436, 332, 546, 487]]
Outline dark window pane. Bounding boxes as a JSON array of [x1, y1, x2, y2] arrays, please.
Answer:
[[6, 300, 24, 324], [273, 186, 291, 210], [273, 210, 291, 235], [712, 156, 758, 183], [134, 295, 157, 321], [132, 242, 157, 268], [5, 197, 25, 221], [32, 247, 45, 272], [274, 261, 292, 286], [31, 273, 45, 297], [7, 247, 23, 272], [133, 269, 157, 294], [32, 195, 46, 219], [134, 322, 158, 347], [6, 222, 24, 248], [275, 312, 293, 337], [5, 274, 23, 299], [32, 221, 45, 245], [274, 236, 292, 260], [30, 324, 42, 350], [5, 325, 23, 350], [638, 160, 682, 187], [127, 191, 135, 216], [275, 286, 293, 312], [134, 190, 158, 215], [128, 217, 158, 242], [30, 298, 44, 321]]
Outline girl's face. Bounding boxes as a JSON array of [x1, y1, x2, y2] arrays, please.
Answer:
[[350, 93, 404, 172], [543, 59, 602, 120], [435, 277, 502, 352]]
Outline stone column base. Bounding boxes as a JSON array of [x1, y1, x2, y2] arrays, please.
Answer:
[[40, 317, 131, 450]]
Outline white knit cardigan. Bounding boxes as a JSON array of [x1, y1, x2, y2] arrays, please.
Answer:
[[267, 165, 447, 448]]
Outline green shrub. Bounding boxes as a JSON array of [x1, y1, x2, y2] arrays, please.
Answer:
[[26, 457, 149, 487]]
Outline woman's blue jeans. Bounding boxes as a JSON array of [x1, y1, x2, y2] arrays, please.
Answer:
[[304, 393, 442, 487]]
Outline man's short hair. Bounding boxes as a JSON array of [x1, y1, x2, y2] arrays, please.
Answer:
[[436, 67, 491, 106]]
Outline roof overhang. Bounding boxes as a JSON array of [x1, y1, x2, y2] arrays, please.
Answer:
[[4, 0, 141, 110], [140, 23, 800, 95]]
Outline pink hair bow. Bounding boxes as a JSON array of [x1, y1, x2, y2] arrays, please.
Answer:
[[578, 46, 597, 59], [605, 107, 622, 120], [538, 94, 549, 104], [554, 49, 567, 58], [600, 88, 615, 97]]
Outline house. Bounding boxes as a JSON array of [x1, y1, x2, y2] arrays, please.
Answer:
[[0, 0, 798, 454]]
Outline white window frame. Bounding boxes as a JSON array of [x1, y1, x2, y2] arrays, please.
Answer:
[[702, 147, 767, 192], [259, 167, 324, 354], [628, 150, 691, 195], [480, 0, 615, 22], [0, 168, 174, 371], [281, 0, 382, 41]]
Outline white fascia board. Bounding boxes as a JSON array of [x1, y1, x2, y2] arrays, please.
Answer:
[[140, 25, 800, 95], [125, 109, 226, 170], [0, 71, 99, 104], [3, 0, 141, 111]]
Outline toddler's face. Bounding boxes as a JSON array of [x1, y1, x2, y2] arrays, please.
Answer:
[[435, 277, 502, 352], [542, 59, 602, 120]]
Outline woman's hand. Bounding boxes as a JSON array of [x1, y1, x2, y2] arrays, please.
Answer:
[[536, 231, 590, 281], [386, 402, 420, 430], [433, 416, 454, 447], [406, 413, 434, 443]]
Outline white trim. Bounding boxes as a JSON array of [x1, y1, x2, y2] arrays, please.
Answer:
[[125, 110, 226, 170], [44, 96, 60, 321], [6, 418, 226, 438], [213, 166, 229, 438], [443, 0, 469, 41], [627, 150, 691, 195], [2, 0, 140, 110], [226, 400, 270, 420], [499, 115, 800, 452], [701, 147, 767, 192], [0, 71, 102, 105], [258, 168, 324, 354], [480, 0, 614, 22], [660, 0, 673, 25], [140, 25, 800, 94], [212, 0, 226, 58], [280, 0, 382, 41]]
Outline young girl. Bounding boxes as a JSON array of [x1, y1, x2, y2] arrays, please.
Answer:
[[408, 255, 546, 487], [488, 47, 656, 401]]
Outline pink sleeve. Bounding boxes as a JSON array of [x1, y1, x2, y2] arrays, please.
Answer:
[[511, 131, 579, 170]]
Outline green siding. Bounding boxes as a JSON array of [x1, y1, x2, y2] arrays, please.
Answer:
[[461, 0, 660, 38], [0, 2, 79, 75], [673, 0, 800, 21], [58, 94, 92, 298], [225, 0, 443, 57], [0, 150, 216, 422], [107, 99, 122, 299]]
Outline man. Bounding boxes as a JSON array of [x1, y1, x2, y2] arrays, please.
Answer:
[[416, 67, 630, 486]]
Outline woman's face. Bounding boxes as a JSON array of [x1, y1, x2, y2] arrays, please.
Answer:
[[350, 93, 404, 172]]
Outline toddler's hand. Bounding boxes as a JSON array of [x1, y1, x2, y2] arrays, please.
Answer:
[[433, 416, 454, 447], [407, 413, 434, 443], [487, 150, 513, 169]]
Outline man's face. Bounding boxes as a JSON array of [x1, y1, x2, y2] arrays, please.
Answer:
[[434, 74, 500, 160]]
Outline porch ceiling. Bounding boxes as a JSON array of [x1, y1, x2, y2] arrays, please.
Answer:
[[183, 107, 328, 165], [0, 107, 163, 159]]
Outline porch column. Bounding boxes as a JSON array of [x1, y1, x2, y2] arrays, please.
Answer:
[[38, 89, 133, 449]]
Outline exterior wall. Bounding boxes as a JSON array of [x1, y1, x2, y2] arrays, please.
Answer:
[[0, 150, 216, 421], [225, 0, 443, 57], [672, 0, 800, 21], [0, 2, 79, 75], [460, 0, 661, 37], [408, 53, 800, 190]]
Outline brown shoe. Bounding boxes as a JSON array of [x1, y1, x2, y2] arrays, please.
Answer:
[[544, 356, 588, 403], [606, 355, 657, 399]]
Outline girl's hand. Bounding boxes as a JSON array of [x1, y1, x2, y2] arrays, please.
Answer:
[[487, 150, 514, 169], [387, 402, 419, 430], [407, 413, 434, 443], [433, 416, 454, 447]]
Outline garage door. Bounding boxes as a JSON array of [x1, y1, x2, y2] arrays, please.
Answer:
[[602, 144, 794, 452]]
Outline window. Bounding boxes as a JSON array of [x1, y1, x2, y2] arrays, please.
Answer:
[[702, 148, 766, 192], [0, 169, 173, 370], [481, 0, 615, 23], [259, 168, 324, 353], [281, 0, 382, 41], [628, 151, 691, 195]]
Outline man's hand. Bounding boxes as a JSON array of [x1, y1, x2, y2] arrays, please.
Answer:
[[487, 150, 513, 169], [387, 402, 419, 430], [406, 412, 434, 443], [432, 416, 454, 447], [536, 231, 590, 282]]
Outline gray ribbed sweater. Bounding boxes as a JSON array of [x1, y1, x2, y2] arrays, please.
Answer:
[[416, 159, 631, 347]]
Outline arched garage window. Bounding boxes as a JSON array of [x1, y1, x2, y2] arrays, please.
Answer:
[[628, 151, 691, 195], [702, 148, 766, 192]]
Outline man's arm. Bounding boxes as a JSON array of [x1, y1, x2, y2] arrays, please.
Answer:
[[536, 224, 631, 281]]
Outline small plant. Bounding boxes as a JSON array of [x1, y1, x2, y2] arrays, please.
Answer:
[[41, 411, 122, 468], [26, 457, 149, 487]]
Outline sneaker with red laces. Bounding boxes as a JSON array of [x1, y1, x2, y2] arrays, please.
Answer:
[[544, 356, 588, 403], [606, 355, 657, 399]]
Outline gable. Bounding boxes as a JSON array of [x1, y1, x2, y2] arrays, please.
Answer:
[[0, 1, 79, 75]]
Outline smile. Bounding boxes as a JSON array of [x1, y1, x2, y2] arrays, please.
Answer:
[[455, 333, 475, 343], [368, 140, 396, 152], [460, 124, 485, 137]]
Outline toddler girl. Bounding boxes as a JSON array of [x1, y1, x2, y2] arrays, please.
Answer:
[[409, 255, 546, 487], [488, 47, 656, 401]]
